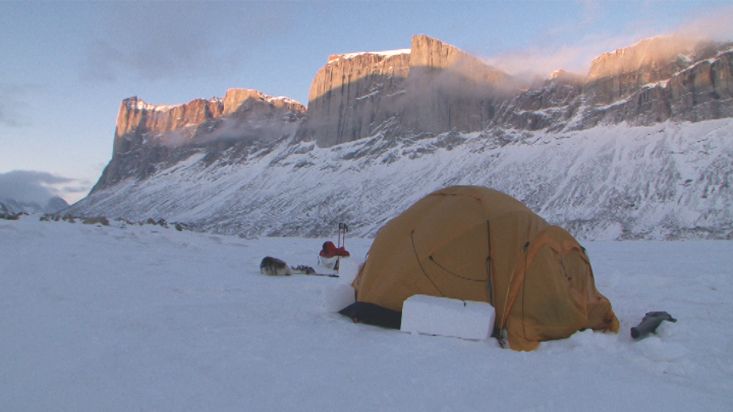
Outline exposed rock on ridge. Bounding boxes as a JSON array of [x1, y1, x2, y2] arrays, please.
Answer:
[[587, 36, 700, 81], [298, 49, 411, 146], [78, 34, 733, 240], [584, 37, 724, 104], [404, 35, 515, 134], [581, 41, 733, 126], [298, 34, 516, 147], [494, 37, 733, 131], [94, 89, 305, 191]]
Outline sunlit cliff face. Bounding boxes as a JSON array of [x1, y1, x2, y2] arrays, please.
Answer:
[[587, 35, 700, 80], [306, 34, 514, 104], [114, 97, 223, 139], [300, 35, 518, 146], [306, 34, 707, 107], [307, 52, 411, 103], [113, 89, 306, 152], [109, 33, 731, 152]]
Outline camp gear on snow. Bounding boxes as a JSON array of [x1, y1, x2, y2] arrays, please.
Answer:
[[260, 257, 337, 277], [631, 311, 677, 340], [318, 255, 339, 270], [291, 265, 316, 275], [260, 256, 292, 276], [344, 185, 619, 351], [320, 241, 351, 258], [400, 295, 495, 341], [318, 240, 350, 271], [340, 302, 402, 329], [319, 223, 350, 271]]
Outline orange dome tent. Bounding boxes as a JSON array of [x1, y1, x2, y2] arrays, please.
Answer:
[[346, 186, 619, 351]]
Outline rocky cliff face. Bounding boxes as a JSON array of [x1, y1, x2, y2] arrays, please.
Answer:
[[94, 89, 305, 191], [77, 34, 733, 240], [403, 35, 515, 134], [493, 37, 733, 132], [300, 35, 733, 149], [587, 37, 700, 82], [297, 50, 410, 146], [581, 41, 733, 127], [298, 34, 515, 147]]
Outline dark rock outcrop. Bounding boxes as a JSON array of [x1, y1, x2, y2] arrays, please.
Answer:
[[493, 37, 733, 131], [403, 34, 515, 134], [297, 49, 411, 146]]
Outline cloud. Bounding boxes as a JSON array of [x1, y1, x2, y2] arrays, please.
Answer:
[[0, 170, 88, 205], [80, 3, 292, 83], [484, 34, 640, 79], [483, 3, 733, 80], [675, 5, 733, 41], [480, 1, 649, 79]]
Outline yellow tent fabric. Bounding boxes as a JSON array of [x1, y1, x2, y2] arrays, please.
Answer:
[[352, 186, 619, 351]]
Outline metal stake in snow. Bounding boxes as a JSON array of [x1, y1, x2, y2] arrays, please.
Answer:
[[338, 223, 348, 250], [335, 223, 348, 274]]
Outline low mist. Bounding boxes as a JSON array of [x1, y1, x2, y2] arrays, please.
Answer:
[[482, 5, 733, 82], [0, 170, 83, 205]]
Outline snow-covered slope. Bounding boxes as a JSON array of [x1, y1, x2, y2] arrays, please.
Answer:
[[70, 35, 732, 240], [72, 118, 733, 239], [1, 217, 732, 410]]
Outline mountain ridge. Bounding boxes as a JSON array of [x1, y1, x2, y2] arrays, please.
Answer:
[[1, 195, 69, 215], [72, 34, 733, 240]]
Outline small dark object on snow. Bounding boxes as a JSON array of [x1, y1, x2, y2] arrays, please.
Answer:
[[174, 222, 190, 231], [82, 216, 109, 226], [292, 265, 316, 275], [631, 311, 677, 340], [339, 302, 402, 329], [260, 256, 291, 276], [259, 257, 336, 277]]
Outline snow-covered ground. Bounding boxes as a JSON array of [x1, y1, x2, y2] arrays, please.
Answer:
[[1, 217, 732, 411]]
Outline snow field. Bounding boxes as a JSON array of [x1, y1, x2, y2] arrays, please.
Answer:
[[1, 217, 732, 411]]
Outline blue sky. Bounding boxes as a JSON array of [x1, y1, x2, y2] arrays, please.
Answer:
[[1, 0, 732, 204]]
